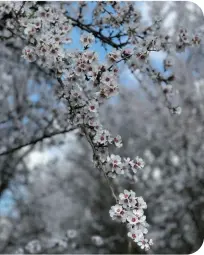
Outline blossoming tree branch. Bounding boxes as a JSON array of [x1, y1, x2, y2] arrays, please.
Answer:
[[0, 1, 201, 252]]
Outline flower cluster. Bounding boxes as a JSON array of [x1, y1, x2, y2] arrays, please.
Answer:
[[176, 27, 201, 51], [109, 190, 153, 251], [94, 2, 141, 30], [106, 155, 145, 178], [18, 3, 73, 71], [80, 33, 95, 47]]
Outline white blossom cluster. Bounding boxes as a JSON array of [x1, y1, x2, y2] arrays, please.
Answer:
[[106, 155, 144, 178], [109, 190, 153, 251], [176, 27, 201, 51], [20, 6, 72, 69], [93, 2, 141, 29]]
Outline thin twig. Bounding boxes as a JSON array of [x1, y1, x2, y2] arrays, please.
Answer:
[[81, 125, 118, 202], [0, 127, 77, 156]]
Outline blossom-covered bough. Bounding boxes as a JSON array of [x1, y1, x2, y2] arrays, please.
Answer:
[[0, 1, 201, 252]]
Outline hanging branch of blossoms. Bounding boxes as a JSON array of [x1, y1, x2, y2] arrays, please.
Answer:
[[0, 1, 201, 252]]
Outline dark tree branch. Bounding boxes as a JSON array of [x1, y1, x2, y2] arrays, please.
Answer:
[[0, 127, 77, 157], [67, 15, 128, 49]]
